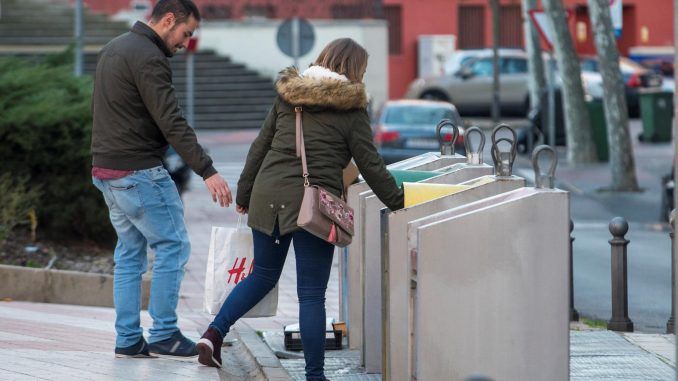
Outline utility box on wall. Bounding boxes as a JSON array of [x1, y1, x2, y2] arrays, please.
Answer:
[[417, 35, 456, 78]]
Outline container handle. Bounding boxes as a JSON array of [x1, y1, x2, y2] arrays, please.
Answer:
[[436, 119, 459, 156], [490, 124, 517, 177], [463, 126, 485, 165], [531, 145, 558, 189]]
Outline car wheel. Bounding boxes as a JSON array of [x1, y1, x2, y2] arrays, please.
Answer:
[[420, 90, 449, 102]]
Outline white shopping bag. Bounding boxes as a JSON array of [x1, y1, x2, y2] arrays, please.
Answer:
[[204, 217, 278, 317]]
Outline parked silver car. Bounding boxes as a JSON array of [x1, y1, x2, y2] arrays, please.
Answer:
[[406, 50, 532, 116], [443, 48, 525, 76]]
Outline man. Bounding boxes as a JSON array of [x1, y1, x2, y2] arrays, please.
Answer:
[[91, 0, 232, 358]]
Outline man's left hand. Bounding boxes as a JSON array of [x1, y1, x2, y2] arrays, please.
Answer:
[[204, 173, 232, 207]]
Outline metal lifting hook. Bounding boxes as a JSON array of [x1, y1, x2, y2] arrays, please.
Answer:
[[436, 119, 459, 156], [490, 124, 517, 177], [531, 145, 558, 189], [463, 126, 485, 165]]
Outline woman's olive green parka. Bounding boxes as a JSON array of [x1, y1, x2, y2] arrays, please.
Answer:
[[236, 67, 404, 236]]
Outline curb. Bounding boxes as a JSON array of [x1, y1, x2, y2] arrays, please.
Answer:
[[233, 322, 293, 381], [0, 264, 150, 308]]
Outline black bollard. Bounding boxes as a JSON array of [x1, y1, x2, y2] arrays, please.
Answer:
[[667, 213, 675, 333], [570, 219, 580, 321], [607, 217, 634, 332]]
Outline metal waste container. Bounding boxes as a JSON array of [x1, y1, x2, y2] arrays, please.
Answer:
[[343, 120, 467, 351], [408, 146, 569, 381], [639, 89, 673, 142]]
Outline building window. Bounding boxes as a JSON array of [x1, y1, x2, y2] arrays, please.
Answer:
[[201, 5, 232, 20], [458, 5, 485, 49], [383, 5, 402, 55], [243, 4, 276, 18], [331, 4, 364, 19], [499, 5, 523, 48]]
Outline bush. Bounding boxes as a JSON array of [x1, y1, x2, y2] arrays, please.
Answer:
[[0, 55, 115, 245]]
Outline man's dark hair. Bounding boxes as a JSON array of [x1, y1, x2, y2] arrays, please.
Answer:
[[151, 0, 201, 23]]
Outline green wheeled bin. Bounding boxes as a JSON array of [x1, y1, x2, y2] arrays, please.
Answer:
[[639, 89, 673, 143], [587, 98, 609, 162]]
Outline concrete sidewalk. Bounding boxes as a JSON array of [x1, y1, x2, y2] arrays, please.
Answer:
[[0, 300, 675, 380]]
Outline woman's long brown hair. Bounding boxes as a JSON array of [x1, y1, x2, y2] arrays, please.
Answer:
[[313, 38, 368, 83]]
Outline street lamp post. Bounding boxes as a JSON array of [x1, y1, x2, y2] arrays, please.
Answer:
[[74, 0, 84, 77]]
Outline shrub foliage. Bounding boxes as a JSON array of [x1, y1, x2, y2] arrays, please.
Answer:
[[0, 55, 115, 244]]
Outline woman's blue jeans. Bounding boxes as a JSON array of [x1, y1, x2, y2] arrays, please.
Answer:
[[210, 225, 334, 381]]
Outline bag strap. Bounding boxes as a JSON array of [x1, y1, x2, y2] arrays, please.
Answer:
[[295, 106, 310, 187], [295, 106, 349, 201]]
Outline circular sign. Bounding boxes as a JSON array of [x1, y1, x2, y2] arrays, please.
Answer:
[[276, 18, 315, 58]]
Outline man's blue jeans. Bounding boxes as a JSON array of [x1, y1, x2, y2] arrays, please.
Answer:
[[92, 166, 191, 348], [210, 225, 334, 381]]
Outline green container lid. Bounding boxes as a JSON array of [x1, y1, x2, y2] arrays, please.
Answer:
[[389, 169, 439, 187]]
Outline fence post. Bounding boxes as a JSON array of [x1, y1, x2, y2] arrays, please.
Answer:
[[570, 219, 579, 321], [607, 217, 634, 332]]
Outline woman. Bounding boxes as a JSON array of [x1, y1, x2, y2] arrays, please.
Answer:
[[197, 38, 404, 381]]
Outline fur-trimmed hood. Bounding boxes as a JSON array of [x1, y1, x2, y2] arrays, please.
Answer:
[[275, 66, 368, 111]]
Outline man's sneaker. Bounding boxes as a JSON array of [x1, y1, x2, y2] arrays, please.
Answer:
[[148, 330, 198, 357], [114, 337, 154, 358], [197, 327, 223, 368]]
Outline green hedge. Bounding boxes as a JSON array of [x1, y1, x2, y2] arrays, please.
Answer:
[[0, 54, 115, 245]]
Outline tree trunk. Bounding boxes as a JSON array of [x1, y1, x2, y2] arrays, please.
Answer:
[[522, 0, 546, 110], [587, 0, 639, 191], [490, 0, 501, 123], [542, 0, 598, 163]]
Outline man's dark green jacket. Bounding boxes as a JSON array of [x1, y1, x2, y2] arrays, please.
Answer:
[[237, 67, 404, 236], [91, 21, 216, 179]]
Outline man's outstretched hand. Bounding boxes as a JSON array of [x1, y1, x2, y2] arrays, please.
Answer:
[[204, 173, 232, 207]]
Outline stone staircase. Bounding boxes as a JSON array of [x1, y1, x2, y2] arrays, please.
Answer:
[[0, 0, 129, 48], [84, 52, 276, 129], [0, 0, 275, 129]]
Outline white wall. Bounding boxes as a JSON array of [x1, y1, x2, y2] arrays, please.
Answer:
[[199, 19, 389, 110]]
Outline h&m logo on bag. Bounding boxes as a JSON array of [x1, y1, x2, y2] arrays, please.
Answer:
[[227, 257, 254, 285]]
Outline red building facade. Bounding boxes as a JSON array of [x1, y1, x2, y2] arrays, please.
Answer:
[[382, 0, 674, 98], [89, 0, 674, 99], [85, 0, 383, 20]]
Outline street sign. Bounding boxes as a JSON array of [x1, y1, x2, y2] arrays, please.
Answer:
[[276, 18, 315, 59], [610, 0, 623, 37], [529, 9, 573, 51], [529, 9, 555, 51]]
